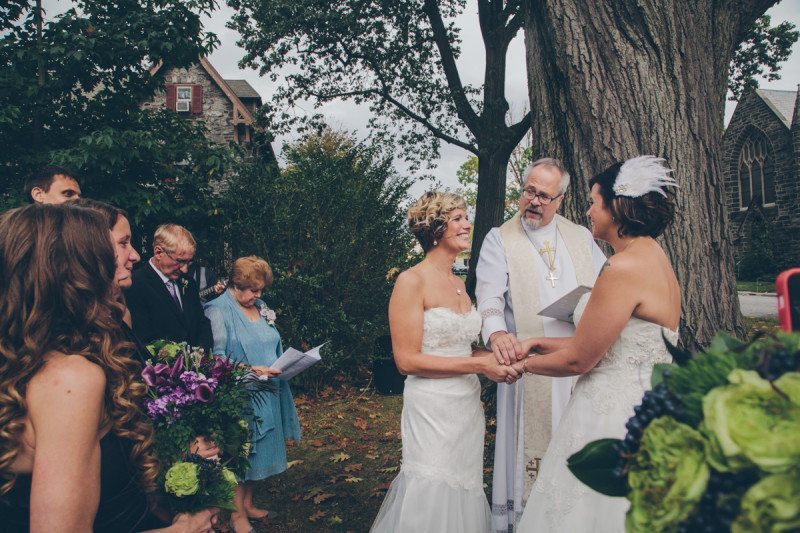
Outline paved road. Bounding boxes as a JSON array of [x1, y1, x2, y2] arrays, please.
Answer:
[[739, 292, 778, 318]]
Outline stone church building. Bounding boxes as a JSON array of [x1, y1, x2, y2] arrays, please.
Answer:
[[723, 87, 800, 275]]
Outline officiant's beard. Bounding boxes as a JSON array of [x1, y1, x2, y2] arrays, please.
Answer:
[[522, 215, 542, 231]]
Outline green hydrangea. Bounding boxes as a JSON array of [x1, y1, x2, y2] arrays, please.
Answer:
[[164, 462, 200, 497], [158, 343, 181, 361], [240, 441, 251, 458], [222, 468, 238, 488], [703, 370, 800, 474], [732, 473, 800, 533], [626, 417, 710, 532]]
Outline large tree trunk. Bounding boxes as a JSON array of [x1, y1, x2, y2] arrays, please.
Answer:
[[523, 0, 775, 345], [468, 150, 514, 293]]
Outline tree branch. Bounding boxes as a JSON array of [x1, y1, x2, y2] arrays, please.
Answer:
[[421, 0, 481, 133], [504, 11, 524, 47], [506, 110, 532, 150], [382, 90, 479, 154]]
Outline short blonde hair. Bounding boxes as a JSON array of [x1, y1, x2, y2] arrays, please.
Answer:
[[407, 191, 467, 253], [231, 256, 273, 290], [153, 224, 196, 253]]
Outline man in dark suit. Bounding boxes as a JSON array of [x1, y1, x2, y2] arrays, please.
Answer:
[[125, 223, 213, 350]]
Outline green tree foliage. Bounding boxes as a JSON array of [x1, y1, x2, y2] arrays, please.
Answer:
[[222, 130, 416, 384], [227, 0, 531, 291], [737, 214, 777, 281], [729, 14, 799, 100], [456, 133, 532, 220], [0, 0, 231, 253]]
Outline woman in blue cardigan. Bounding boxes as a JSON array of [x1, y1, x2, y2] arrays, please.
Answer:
[[204, 256, 301, 533]]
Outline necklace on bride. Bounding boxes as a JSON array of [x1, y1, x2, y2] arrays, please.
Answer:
[[430, 262, 463, 295]]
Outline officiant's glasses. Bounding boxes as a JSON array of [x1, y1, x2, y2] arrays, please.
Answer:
[[521, 187, 563, 205]]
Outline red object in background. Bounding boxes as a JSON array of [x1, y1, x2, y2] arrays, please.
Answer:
[[165, 84, 177, 110], [191, 84, 203, 114], [776, 268, 800, 332]]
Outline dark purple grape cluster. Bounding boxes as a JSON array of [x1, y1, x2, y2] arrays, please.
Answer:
[[757, 348, 800, 381], [611, 380, 684, 478], [676, 470, 759, 532]]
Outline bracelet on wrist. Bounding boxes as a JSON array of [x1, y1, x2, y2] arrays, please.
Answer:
[[522, 358, 529, 374]]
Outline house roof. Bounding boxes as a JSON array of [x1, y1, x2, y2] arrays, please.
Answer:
[[756, 89, 797, 129], [224, 79, 261, 100]]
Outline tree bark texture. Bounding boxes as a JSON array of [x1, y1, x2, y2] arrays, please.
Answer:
[[523, 0, 776, 345]]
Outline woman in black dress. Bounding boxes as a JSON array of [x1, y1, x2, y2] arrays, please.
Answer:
[[0, 204, 215, 532]]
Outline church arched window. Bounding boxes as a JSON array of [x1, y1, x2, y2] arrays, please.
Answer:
[[738, 132, 776, 209]]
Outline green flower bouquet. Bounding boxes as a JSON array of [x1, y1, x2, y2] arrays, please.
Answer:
[[568, 332, 800, 532]]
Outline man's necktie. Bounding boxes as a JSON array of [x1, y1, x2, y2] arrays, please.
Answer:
[[166, 281, 182, 310]]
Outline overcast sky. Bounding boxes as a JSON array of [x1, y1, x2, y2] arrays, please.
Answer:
[[201, 1, 799, 193], [41, 0, 799, 192]]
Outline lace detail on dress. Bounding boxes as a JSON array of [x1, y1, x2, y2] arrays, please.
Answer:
[[371, 305, 491, 532], [518, 293, 677, 532], [422, 306, 481, 356]]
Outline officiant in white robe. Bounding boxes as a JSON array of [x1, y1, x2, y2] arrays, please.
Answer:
[[476, 158, 606, 533]]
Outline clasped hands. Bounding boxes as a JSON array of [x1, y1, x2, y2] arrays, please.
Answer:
[[487, 331, 537, 384]]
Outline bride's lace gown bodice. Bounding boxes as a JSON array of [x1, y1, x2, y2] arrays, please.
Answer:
[[518, 294, 677, 532], [371, 307, 491, 533]]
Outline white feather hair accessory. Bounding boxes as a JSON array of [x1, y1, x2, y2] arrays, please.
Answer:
[[612, 155, 678, 198]]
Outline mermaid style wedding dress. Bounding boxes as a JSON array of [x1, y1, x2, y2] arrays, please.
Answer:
[[517, 293, 677, 532], [371, 307, 491, 533]]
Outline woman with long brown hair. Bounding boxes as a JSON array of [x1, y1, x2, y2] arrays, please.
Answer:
[[0, 204, 214, 532]]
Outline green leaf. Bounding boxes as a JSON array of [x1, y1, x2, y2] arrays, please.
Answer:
[[662, 331, 692, 366], [651, 363, 674, 388], [567, 438, 628, 497], [708, 331, 745, 353]]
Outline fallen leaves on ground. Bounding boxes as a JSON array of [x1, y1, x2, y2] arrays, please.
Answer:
[[330, 452, 350, 463], [308, 510, 327, 522]]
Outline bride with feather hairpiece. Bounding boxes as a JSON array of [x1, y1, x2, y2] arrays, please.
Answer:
[[514, 156, 682, 532]]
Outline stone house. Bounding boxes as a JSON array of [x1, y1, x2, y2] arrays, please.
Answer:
[[143, 57, 263, 147], [722, 87, 800, 274]]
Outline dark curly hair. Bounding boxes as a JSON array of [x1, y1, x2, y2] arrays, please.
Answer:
[[589, 162, 675, 238]]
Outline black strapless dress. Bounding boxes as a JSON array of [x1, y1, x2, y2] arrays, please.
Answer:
[[0, 431, 167, 532]]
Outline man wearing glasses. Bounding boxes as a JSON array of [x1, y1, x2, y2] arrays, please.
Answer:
[[476, 158, 607, 532], [125, 223, 213, 351]]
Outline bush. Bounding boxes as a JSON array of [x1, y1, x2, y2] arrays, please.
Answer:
[[222, 129, 416, 387]]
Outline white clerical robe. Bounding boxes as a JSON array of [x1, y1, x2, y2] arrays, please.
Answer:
[[476, 214, 607, 533]]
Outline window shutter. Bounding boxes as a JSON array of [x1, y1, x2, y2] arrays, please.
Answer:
[[165, 84, 177, 111], [191, 84, 203, 114]]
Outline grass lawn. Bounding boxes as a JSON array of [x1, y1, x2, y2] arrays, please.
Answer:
[[245, 381, 497, 532], [249, 385, 404, 532], [737, 280, 776, 293], [743, 316, 781, 335]]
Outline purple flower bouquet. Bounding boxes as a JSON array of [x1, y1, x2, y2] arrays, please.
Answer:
[[141, 340, 272, 513]]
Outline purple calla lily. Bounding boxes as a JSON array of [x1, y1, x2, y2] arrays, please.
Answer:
[[141, 365, 158, 387], [195, 383, 214, 403], [168, 355, 184, 380]]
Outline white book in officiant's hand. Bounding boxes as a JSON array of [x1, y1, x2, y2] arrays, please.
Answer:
[[271, 342, 327, 380], [537, 285, 592, 323]]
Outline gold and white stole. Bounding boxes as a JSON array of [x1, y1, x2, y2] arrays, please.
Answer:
[[500, 212, 594, 500]]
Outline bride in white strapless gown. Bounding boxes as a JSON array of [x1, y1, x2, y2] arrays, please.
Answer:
[[515, 293, 676, 531], [371, 307, 492, 532], [372, 192, 516, 533], [509, 156, 681, 532]]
